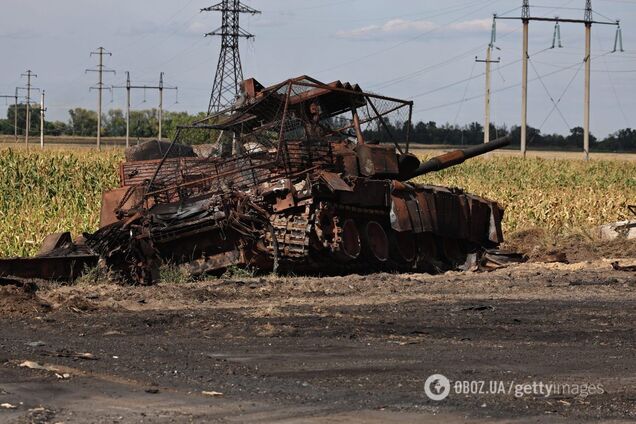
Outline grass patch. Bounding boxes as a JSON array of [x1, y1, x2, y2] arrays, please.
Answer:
[[222, 265, 256, 279], [75, 264, 113, 286], [159, 262, 195, 284]]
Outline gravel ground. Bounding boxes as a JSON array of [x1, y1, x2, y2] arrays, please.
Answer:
[[1, 258, 635, 423]]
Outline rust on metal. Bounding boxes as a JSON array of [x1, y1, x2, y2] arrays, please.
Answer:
[[0, 75, 511, 284]]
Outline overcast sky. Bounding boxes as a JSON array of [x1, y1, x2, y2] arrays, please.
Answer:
[[1, 0, 635, 137]]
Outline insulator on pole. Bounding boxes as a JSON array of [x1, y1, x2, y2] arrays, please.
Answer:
[[551, 19, 562, 49], [613, 21, 624, 53], [490, 14, 497, 46]]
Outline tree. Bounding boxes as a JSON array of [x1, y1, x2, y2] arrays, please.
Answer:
[[104, 109, 126, 137], [3, 103, 41, 135], [565, 126, 596, 149], [68, 108, 97, 136]]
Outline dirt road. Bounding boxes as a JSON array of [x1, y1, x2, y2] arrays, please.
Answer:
[[1, 258, 635, 423]]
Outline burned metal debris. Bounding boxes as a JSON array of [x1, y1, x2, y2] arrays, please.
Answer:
[[0, 75, 511, 284]]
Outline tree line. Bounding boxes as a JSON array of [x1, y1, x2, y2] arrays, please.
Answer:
[[0, 105, 205, 140], [365, 121, 636, 152], [1, 104, 635, 151]]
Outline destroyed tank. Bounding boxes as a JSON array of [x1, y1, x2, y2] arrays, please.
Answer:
[[0, 76, 510, 284], [85, 76, 510, 284]]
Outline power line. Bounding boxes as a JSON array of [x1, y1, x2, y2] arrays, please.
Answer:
[[119, 0, 199, 53], [314, 0, 503, 75], [594, 31, 630, 129], [113, 72, 178, 146], [453, 61, 478, 127], [536, 59, 584, 132], [413, 53, 607, 113], [529, 56, 571, 129], [367, 0, 577, 92], [409, 47, 551, 100]]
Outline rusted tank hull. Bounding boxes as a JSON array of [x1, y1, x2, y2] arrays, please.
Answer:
[[86, 175, 502, 283], [0, 76, 511, 284]]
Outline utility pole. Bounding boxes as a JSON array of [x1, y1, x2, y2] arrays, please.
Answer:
[[86, 47, 115, 150], [126, 72, 131, 147], [21, 70, 37, 148], [496, 1, 620, 160], [13, 88, 18, 143], [113, 72, 177, 144], [159, 72, 164, 140], [203, 0, 261, 114], [583, 0, 592, 161], [521, 0, 529, 157], [0, 90, 19, 143], [40, 91, 46, 149], [476, 16, 500, 144]]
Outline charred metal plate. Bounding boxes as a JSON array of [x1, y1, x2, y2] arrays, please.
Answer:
[[183, 250, 245, 276], [333, 143, 359, 177], [339, 179, 390, 207], [432, 187, 462, 239], [273, 192, 296, 212], [406, 199, 424, 233], [355, 144, 399, 177], [100, 186, 145, 227], [319, 171, 353, 192], [457, 194, 471, 241], [0, 256, 98, 281], [390, 195, 412, 232], [37, 232, 72, 256], [414, 191, 435, 232], [466, 195, 491, 244], [489, 203, 505, 244]]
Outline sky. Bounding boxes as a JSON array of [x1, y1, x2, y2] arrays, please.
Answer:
[[1, 0, 635, 138]]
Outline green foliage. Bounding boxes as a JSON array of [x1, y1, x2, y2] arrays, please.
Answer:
[[366, 120, 636, 151], [222, 265, 256, 279], [1, 103, 636, 151], [2, 103, 54, 136], [159, 262, 194, 284], [75, 265, 112, 286], [68, 108, 98, 136], [0, 148, 122, 257], [105, 109, 126, 137], [1, 148, 635, 258]]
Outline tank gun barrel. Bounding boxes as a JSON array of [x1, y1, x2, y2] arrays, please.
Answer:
[[405, 135, 511, 180]]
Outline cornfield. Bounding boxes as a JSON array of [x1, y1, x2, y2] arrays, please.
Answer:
[[0, 148, 121, 257], [415, 156, 636, 235], [0, 148, 634, 257]]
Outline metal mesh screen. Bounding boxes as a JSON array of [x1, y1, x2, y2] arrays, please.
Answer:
[[136, 77, 412, 205]]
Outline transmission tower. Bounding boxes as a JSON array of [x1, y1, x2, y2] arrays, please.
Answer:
[[202, 1, 261, 114]]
